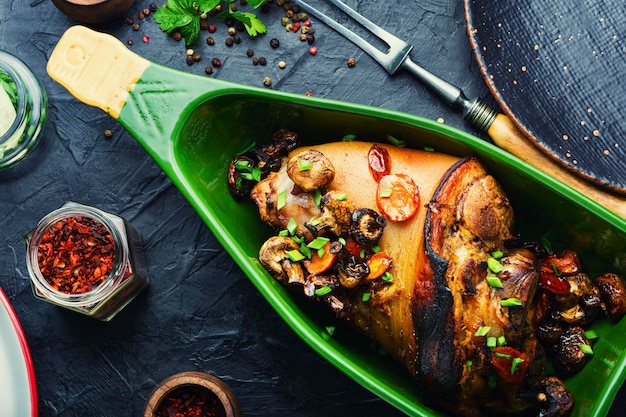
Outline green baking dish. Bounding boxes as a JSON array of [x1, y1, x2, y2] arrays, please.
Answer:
[[47, 26, 626, 417]]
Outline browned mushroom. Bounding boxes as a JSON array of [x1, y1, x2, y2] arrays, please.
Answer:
[[337, 252, 369, 289], [553, 326, 591, 376], [286, 149, 335, 192], [349, 208, 386, 247], [533, 376, 575, 417], [259, 236, 306, 285], [595, 273, 626, 319], [306, 191, 354, 237]]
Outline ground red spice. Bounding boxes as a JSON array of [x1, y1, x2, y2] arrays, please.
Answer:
[[37, 216, 115, 294], [156, 386, 226, 417]]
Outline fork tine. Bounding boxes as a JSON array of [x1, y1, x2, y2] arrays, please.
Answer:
[[297, 0, 412, 74]]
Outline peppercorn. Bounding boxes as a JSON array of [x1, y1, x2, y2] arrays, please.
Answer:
[[205, 66, 214, 75], [235, 22, 245, 32], [149, 3, 158, 12], [270, 38, 280, 48], [225, 37, 234, 47], [142, 8, 151, 16], [103, 129, 113, 138], [281, 16, 289, 26], [306, 34, 315, 44], [286, 10, 294, 18], [258, 56, 267, 66], [208, 25, 217, 33], [206, 37, 215, 46], [173, 32, 182, 41], [347, 57, 356, 67], [278, 61, 287, 69], [132, 23, 140, 31], [137, 10, 145, 20], [228, 26, 236, 35], [299, 33, 307, 42], [124, 17, 134, 25], [186, 55, 194, 65], [193, 53, 201, 62], [186, 48, 194, 56], [127, 37, 133, 45], [212, 57, 222, 67], [299, 12, 308, 20], [285, 23, 293, 31], [252, 57, 259, 65], [233, 35, 241, 44], [200, 20, 210, 31], [263, 77, 272, 87], [309, 46, 318, 55], [246, 48, 254, 57], [292, 5, 300, 13]]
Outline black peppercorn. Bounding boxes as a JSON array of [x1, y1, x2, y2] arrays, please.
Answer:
[[233, 35, 241, 44], [235, 22, 245, 32], [270, 38, 280, 48], [124, 17, 134, 25], [225, 37, 234, 47], [306, 34, 315, 44], [193, 53, 202, 62], [206, 37, 215, 45], [258, 56, 267, 66], [149, 3, 158, 12], [200, 20, 210, 31], [186, 55, 194, 65], [132, 23, 140, 31], [143, 8, 151, 16], [252, 57, 259, 65], [173, 32, 182, 41], [212, 57, 222, 67], [205, 66, 214, 75], [246, 48, 254, 57]]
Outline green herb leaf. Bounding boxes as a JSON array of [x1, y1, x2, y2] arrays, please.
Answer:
[[334, 193, 347, 201], [313, 189, 322, 207], [228, 11, 267, 37]]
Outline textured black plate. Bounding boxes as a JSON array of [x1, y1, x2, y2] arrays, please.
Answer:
[[464, 0, 626, 194]]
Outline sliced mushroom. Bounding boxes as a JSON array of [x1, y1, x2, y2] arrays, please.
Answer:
[[337, 252, 369, 289], [349, 208, 386, 247], [286, 149, 335, 192], [554, 273, 602, 326], [533, 376, 575, 417], [259, 236, 305, 285], [306, 191, 354, 237], [595, 272, 626, 319]]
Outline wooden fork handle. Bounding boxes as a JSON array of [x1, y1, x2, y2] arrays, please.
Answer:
[[487, 113, 626, 218]]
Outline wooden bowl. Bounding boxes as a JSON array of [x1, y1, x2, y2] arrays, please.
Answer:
[[51, 0, 135, 24], [143, 371, 242, 417]]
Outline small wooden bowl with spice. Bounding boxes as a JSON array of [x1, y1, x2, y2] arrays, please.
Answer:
[[144, 371, 242, 417], [51, 0, 135, 25]]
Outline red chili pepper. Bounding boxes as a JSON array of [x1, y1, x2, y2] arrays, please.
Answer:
[[491, 346, 530, 384], [368, 144, 391, 182]]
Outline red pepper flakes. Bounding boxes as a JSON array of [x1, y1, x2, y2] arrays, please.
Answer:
[[292, 21, 301, 32], [155, 386, 226, 417], [37, 216, 116, 294]]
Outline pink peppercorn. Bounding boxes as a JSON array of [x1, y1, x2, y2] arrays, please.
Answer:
[[309, 46, 317, 55]]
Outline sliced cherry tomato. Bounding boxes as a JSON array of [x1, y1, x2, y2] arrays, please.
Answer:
[[366, 251, 392, 280], [541, 249, 581, 276], [303, 242, 337, 275], [539, 270, 571, 295], [368, 144, 391, 182], [491, 346, 530, 384], [376, 174, 419, 222]]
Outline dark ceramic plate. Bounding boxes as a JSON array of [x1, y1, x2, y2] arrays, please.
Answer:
[[464, 0, 626, 194]]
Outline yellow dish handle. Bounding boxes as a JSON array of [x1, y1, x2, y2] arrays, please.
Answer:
[[47, 25, 150, 119]]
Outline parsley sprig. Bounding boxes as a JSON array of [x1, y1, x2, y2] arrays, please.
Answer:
[[154, 0, 269, 46]]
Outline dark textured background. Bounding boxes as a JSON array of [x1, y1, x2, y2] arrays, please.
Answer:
[[0, 0, 623, 416]]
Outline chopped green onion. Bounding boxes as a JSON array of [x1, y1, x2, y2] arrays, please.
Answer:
[[580, 344, 594, 355], [317, 248, 325, 258], [309, 216, 321, 226], [286, 249, 305, 262], [498, 336, 507, 347], [277, 190, 287, 211], [500, 297, 523, 307], [234, 159, 252, 171], [551, 262, 562, 276], [314, 189, 322, 207], [382, 272, 394, 283], [278, 229, 289, 237], [487, 336, 497, 349], [466, 360, 473, 373], [379, 188, 393, 198], [423, 146, 435, 152], [334, 192, 347, 201], [494, 352, 511, 359], [584, 330, 599, 340], [308, 237, 330, 250], [541, 237, 554, 255], [287, 218, 298, 235], [298, 158, 312, 171], [475, 326, 491, 337], [487, 257, 504, 273], [342, 133, 357, 142], [487, 276, 504, 289], [325, 326, 336, 336], [315, 286, 332, 296], [372, 245, 381, 253], [360, 249, 366, 259], [299, 243, 312, 259], [387, 134, 406, 147], [338, 237, 346, 246], [235, 177, 243, 191], [240, 172, 255, 181], [292, 235, 304, 244], [511, 357, 525, 374], [362, 292, 371, 302], [490, 250, 504, 259]]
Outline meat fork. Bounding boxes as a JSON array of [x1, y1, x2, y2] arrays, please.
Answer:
[[296, 0, 626, 218]]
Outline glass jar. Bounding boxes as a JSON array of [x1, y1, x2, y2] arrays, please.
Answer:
[[0, 50, 47, 169], [25, 201, 149, 321]]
